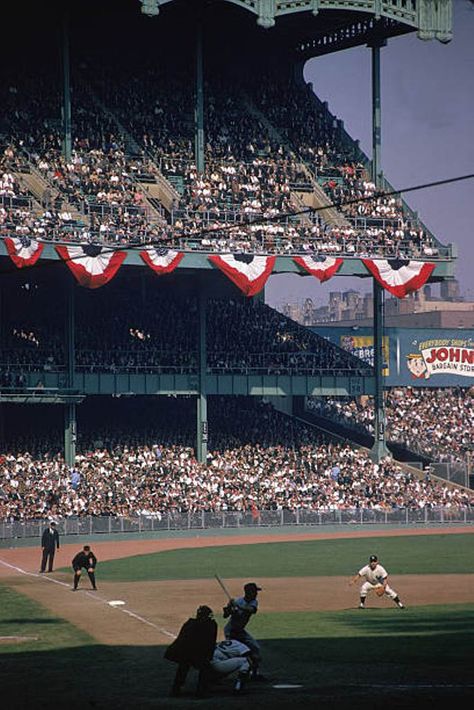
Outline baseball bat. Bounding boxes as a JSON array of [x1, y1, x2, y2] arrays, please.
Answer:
[[214, 573, 233, 602]]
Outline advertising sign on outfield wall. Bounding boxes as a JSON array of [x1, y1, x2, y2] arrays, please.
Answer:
[[405, 336, 474, 381], [339, 334, 390, 375], [313, 327, 474, 387]]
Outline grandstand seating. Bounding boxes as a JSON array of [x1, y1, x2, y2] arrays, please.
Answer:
[[0, 396, 471, 520], [307, 387, 473, 466], [0, 4, 465, 528], [0, 275, 370, 376], [0, 58, 442, 257]]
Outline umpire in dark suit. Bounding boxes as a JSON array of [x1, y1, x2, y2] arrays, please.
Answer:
[[40, 521, 60, 573], [164, 605, 217, 697], [72, 545, 98, 591]]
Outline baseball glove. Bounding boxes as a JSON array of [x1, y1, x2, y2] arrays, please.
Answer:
[[375, 585, 385, 597]]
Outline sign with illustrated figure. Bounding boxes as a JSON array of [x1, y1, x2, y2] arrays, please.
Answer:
[[405, 337, 474, 380], [312, 326, 474, 387]]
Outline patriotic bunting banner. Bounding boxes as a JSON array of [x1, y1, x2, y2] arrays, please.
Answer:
[[293, 255, 343, 282], [139, 247, 184, 274], [55, 245, 126, 289], [4, 236, 44, 268], [208, 254, 276, 296], [362, 259, 436, 298]]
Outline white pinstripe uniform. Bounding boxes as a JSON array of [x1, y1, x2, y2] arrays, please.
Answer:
[[354, 555, 405, 609], [358, 562, 399, 601]]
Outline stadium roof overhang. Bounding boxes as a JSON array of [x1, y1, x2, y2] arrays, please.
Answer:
[[141, 0, 453, 59], [0, 245, 457, 284]]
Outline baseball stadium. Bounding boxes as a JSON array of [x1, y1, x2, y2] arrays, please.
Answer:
[[0, 1, 473, 708]]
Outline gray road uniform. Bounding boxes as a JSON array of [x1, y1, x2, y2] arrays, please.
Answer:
[[224, 596, 260, 657], [211, 639, 252, 678]]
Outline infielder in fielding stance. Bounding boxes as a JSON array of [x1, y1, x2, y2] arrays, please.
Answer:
[[223, 582, 263, 679], [350, 554, 405, 609]]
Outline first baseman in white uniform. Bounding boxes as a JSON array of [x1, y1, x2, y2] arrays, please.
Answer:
[[350, 554, 405, 609]]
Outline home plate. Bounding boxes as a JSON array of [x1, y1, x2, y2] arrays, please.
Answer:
[[108, 600, 125, 607], [273, 684, 303, 689]]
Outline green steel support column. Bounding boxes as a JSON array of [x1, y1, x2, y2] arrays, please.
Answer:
[[64, 278, 76, 467], [370, 40, 389, 462], [196, 286, 208, 463], [61, 10, 72, 162], [371, 280, 389, 460], [371, 42, 383, 187], [195, 16, 205, 174], [64, 403, 76, 468]]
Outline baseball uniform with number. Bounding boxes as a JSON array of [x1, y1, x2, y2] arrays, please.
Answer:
[[211, 640, 251, 677]]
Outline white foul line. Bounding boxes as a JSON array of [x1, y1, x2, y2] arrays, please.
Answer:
[[0, 558, 176, 640]]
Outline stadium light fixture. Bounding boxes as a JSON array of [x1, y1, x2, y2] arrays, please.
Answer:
[[140, 0, 160, 17]]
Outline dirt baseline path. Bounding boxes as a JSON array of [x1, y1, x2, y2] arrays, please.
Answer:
[[1, 526, 473, 647]]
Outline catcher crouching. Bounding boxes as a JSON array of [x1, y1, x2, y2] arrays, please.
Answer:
[[350, 554, 405, 609]]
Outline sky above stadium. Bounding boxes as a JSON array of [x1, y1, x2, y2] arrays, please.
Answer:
[[266, 1, 474, 309]]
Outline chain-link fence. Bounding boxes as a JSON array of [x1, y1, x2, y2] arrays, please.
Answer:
[[1, 507, 472, 541], [428, 462, 470, 488]]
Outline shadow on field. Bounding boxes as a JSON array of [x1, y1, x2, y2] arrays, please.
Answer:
[[346, 608, 474, 635], [1, 624, 473, 710]]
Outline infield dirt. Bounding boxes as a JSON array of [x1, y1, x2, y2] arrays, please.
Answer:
[[0, 527, 472, 647]]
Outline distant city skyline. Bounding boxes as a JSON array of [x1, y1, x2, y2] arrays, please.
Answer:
[[266, 1, 474, 309]]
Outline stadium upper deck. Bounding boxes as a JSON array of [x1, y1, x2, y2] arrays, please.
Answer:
[[0, 269, 372, 379], [0, 0, 455, 281]]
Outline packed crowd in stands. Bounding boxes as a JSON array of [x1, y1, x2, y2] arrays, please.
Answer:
[[206, 299, 368, 375], [254, 81, 408, 223], [307, 387, 474, 465], [0, 398, 471, 521], [0, 59, 441, 257], [1, 284, 371, 376]]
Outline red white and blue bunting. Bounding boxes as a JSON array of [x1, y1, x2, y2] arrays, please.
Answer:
[[362, 259, 436, 298], [4, 236, 44, 268], [293, 255, 343, 282], [139, 247, 184, 275], [0, 235, 439, 298], [208, 254, 276, 296], [55, 245, 126, 289]]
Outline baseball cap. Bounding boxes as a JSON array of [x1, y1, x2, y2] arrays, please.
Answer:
[[196, 605, 213, 619], [369, 555, 378, 562], [244, 582, 262, 593]]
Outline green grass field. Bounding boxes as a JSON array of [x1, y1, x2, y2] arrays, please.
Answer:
[[1, 532, 473, 709], [92, 533, 474, 581]]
